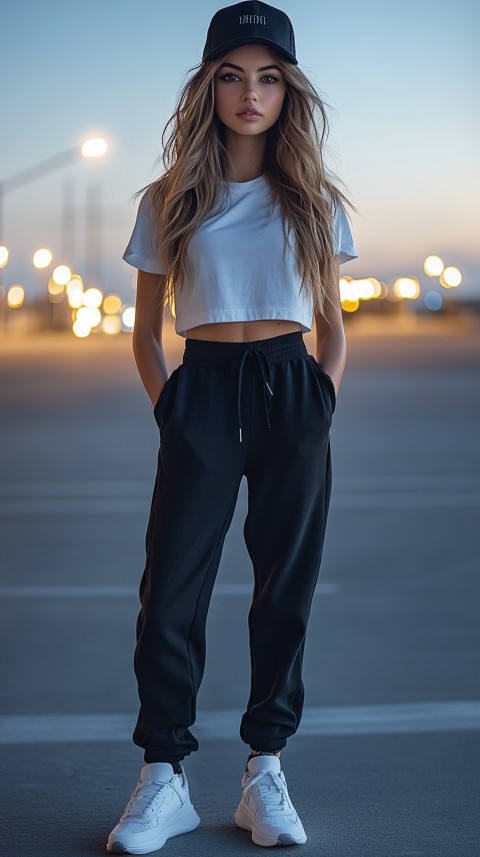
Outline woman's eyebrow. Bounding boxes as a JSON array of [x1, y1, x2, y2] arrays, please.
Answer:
[[218, 62, 282, 72]]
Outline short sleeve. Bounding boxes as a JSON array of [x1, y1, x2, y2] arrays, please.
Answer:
[[122, 192, 167, 274], [332, 199, 358, 265]]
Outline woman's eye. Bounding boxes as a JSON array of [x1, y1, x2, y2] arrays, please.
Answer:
[[219, 73, 280, 84]]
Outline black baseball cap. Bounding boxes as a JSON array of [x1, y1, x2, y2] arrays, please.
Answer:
[[202, 1, 298, 65]]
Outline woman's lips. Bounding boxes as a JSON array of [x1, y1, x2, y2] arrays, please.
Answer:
[[237, 111, 262, 121]]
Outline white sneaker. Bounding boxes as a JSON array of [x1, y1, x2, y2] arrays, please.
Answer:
[[106, 762, 200, 854], [234, 755, 307, 847]]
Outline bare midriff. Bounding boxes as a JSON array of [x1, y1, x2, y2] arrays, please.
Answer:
[[185, 319, 303, 343]]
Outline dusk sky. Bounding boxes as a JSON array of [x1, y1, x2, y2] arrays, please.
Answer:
[[1, 0, 479, 301]]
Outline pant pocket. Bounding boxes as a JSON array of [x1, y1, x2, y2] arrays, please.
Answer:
[[308, 356, 336, 414], [153, 365, 183, 430]]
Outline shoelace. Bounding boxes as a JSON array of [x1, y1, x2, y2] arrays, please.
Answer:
[[121, 778, 174, 819], [244, 769, 289, 814]]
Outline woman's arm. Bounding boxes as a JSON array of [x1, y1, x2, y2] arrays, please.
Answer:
[[132, 270, 170, 407], [313, 257, 347, 397]]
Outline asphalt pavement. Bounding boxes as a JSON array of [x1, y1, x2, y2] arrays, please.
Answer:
[[1, 314, 479, 857]]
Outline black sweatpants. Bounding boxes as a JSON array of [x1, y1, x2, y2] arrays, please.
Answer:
[[133, 330, 336, 764]]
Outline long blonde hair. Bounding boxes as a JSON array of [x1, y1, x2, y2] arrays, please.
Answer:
[[133, 48, 357, 323]]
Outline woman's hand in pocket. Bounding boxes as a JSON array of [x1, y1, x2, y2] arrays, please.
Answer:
[[152, 373, 169, 409]]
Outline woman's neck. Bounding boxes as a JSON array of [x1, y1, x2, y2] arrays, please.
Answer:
[[222, 132, 266, 183]]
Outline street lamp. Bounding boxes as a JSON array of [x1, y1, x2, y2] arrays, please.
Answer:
[[0, 137, 108, 242]]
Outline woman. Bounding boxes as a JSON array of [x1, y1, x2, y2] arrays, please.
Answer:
[[107, 1, 358, 852]]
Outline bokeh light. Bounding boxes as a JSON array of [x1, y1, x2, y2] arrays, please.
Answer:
[[339, 277, 360, 312], [101, 314, 122, 335], [339, 278, 357, 303], [83, 287, 103, 308], [366, 278, 384, 299], [424, 291, 443, 311], [72, 319, 91, 338], [440, 266, 462, 288], [7, 284, 24, 307], [103, 293, 122, 314], [356, 278, 377, 300], [33, 248, 53, 269], [76, 306, 101, 328], [0, 246, 9, 268], [67, 288, 84, 309], [121, 306, 135, 329], [424, 256, 444, 277], [392, 277, 421, 299], [342, 299, 360, 313], [52, 265, 72, 286], [66, 276, 84, 294]]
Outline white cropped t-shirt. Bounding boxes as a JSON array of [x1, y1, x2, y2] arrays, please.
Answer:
[[122, 175, 358, 338]]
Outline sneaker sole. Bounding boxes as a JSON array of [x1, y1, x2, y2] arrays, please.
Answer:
[[107, 804, 200, 854], [234, 805, 307, 847]]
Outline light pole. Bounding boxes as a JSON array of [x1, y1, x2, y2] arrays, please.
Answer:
[[0, 137, 107, 243]]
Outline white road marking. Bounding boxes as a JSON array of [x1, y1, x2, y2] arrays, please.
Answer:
[[0, 499, 149, 514], [1, 492, 479, 514], [0, 475, 477, 498], [0, 477, 478, 514], [0, 481, 151, 498], [1, 701, 479, 744], [0, 583, 338, 597]]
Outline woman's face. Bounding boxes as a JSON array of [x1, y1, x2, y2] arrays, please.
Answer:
[[213, 43, 287, 136]]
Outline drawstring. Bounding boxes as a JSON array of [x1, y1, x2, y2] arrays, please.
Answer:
[[235, 349, 274, 443]]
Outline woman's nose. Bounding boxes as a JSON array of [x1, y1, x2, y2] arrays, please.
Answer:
[[242, 83, 258, 98]]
